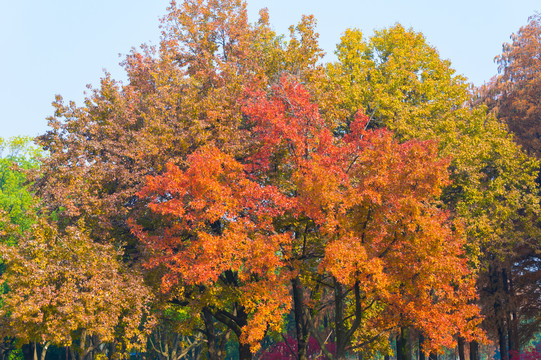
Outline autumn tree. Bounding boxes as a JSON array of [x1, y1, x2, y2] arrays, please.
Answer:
[[480, 13, 541, 158], [35, 0, 327, 276], [35, 0, 329, 357], [475, 14, 541, 359], [0, 218, 151, 360], [132, 144, 294, 359], [136, 77, 484, 360], [248, 77, 484, 359], [328, 24, 540, 360]]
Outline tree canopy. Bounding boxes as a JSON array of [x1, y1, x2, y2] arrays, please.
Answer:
[[1, 2, 540, 360]]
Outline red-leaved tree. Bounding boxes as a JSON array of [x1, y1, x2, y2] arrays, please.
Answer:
[[134, 77, 483, 360]]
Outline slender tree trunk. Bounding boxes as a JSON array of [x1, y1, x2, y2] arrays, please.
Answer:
[[506, 311, 515, 357], [428, 352, 437, 360], [218, 329, 231, 358], [470, 341, 479, 360], [80, 329, 87, 360], [107, 343, 115, 360], [292, 276, 308, 360], [235, 305, 252, 360], [396, 334, 403, 360], [419, 334, 426, 360], [498, 323, 508, 360], [40, 342, 50, 360], [1, 347, 9, 360], [202, 308, 220, 360], [497, 266, 509, 360], [457, 337, 465, 360], [504, 267, 519, 354], [1, 340, 16, 360], [508, 309, 519, 354], [334, 279, 347, 359], [490, 264, 508, 360], [33, 343, 38, 360], [405, 328, 412, 360]]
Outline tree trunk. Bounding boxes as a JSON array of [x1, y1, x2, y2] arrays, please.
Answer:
[[22, 344, 33, 360], [107, 343, 115, 360], [428, 352, 437, 360], [202, 308, 220, 360], [214, 272, 252, 360], [508, 309, 519, 355], [504, 267, 519, 354], [419, 334, 425, 360], [457, 337, 465, 360], [292, 276, 309, 360], [235, 305, 252, 360], [238, 343, 252, 360], [490, 264, 508, 360], [396, 334, 403, 360], [334, 279, 347, 359], [498, 323, 508, 360], [0, 341, 9, 360], [218, 329, 231, 358], [470, 341, 479, 360], [397, 328, 410, 360], [40, 343, 50, 360]]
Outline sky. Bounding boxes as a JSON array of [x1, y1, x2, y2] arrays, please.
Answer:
[[1, 0, 539, 139]]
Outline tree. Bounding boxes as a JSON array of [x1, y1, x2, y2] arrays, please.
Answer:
[[328, 24, 540, 360], [0, 218, 151, 360], [0, 136, 41, 235], [35, 0, 329, 356], [132, 144, 293, 359], [29, 2, 535, 358], [480, 14, 541, 158], [136, 77, 483, 360], [476, 14, 541, 358]]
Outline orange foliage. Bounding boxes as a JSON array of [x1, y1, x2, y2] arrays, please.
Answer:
[[135, 77, 483, 353], [132, 146, 293, 349]]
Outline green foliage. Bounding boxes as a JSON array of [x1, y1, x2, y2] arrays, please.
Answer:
[[7, 348, 23, 360], [163, 304, 190, 323], [0, 136, 42, 235]]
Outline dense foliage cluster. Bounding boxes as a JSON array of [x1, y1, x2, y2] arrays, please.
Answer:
[[0, 1, 539, 360]]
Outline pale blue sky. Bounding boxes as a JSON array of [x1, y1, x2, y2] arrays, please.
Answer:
[[1, 0, 538, 138]]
